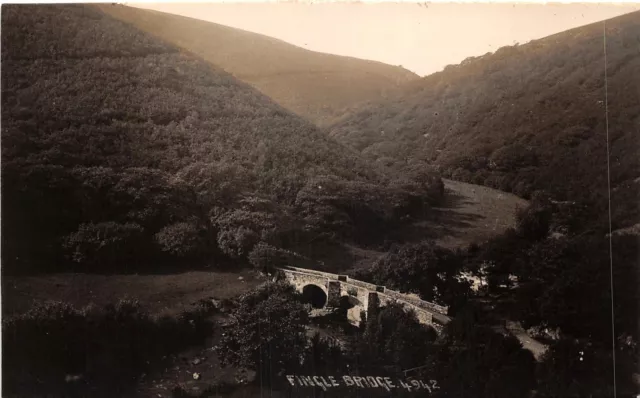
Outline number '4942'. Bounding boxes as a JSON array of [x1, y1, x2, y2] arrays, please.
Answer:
[[398, 379, 439, 392]]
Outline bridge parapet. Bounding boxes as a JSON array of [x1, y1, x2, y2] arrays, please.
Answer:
[[343, 278, 378, 291], [281, 266, 340, 280], [383, 289, 448, 315], [276, 266, 450, 332]]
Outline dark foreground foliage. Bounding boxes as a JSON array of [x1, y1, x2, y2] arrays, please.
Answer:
[[472, 195, 639, 348], [212, 281, 538, 398], [351, 195, 639, 396], [536, 337, 638, 398], [430, 305, 537, 398], [2, 300, 213, 397]]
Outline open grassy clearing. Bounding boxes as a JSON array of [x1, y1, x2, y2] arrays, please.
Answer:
[[3, 269, 264, 317], [431, 179, 528, 248], [341, 179, 528, 273]]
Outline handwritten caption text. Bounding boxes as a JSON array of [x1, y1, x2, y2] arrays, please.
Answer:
[[286, 375, 439, 392]]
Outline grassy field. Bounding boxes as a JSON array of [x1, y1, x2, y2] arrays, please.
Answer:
[[3, 269, 264, 317], [431, 179, 528, 249], [2, 268, 268, 398], [345, 179, 528, 271], [390, 178, 529, 251]]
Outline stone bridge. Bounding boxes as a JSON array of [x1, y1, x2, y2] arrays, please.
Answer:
[[277, 266, 451, 334]]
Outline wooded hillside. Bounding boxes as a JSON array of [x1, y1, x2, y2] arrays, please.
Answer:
[[1, 4, 439, 274], [329, 11, 640, 230]]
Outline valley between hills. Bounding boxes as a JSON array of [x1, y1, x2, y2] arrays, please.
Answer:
[[2, 4, 638, 398]]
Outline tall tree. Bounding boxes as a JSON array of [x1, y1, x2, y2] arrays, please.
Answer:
[[363, 241, 471, 311], [216, 281, 310, 385], [358, 302, 438, 374]]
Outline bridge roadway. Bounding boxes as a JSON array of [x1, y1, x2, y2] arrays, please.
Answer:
[[277, 266, 451, 334]]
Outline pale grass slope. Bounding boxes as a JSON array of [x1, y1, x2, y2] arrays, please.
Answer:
[[97, 4, 419, 127], [339, 179, 529, 273], [433, 179, 529, 249]]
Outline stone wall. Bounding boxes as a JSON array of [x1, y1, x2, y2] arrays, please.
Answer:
[[282, 266, 340, 281], [383, 289, 448, 315]]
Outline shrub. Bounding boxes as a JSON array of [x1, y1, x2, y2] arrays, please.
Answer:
[[155, 221, 206, 258], [212, 208, 278, 259], [535, 339, 637, 398], [514, 193, 553, 241], [438, 308, 537, 398], [301, 332, 352, 375], [63, 221, 148, 267], [171, 382, 238, 398]]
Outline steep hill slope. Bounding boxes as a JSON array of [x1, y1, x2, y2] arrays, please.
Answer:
[[329, 11, 640, 230], [97, 4, 418, 127], [1, 4, 432, 274]]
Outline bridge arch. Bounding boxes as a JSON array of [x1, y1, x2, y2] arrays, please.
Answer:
[[302, 284, 328, 308]]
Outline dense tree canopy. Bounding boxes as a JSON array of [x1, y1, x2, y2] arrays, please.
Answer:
[[3, 5, 636, 397]]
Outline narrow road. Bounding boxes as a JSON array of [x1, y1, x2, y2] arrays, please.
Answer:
[[504, 321, 548, 360]]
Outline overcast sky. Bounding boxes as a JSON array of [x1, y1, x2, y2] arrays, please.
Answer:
[[134, 2, 639, 76]]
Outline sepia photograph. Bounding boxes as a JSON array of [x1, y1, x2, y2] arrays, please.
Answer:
[[1, 1, 639, 397]]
